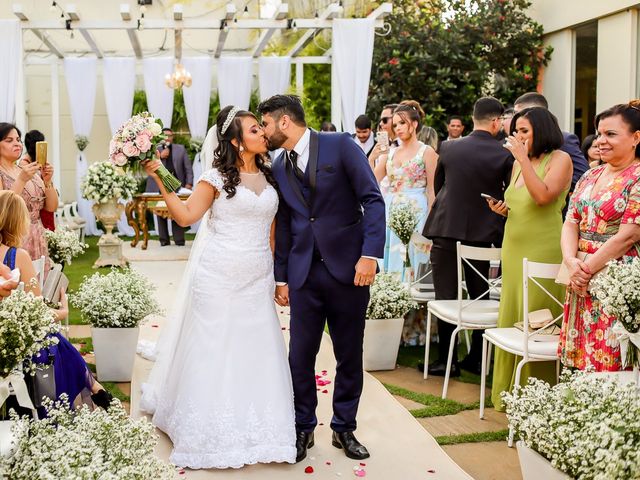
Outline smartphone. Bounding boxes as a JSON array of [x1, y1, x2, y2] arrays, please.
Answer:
[[480, 193, 498, 203], [35, 141, 48, 166], [376, 131, 389, 151]]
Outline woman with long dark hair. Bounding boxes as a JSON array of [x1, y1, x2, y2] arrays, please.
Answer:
[[140, 106, 296, 469]]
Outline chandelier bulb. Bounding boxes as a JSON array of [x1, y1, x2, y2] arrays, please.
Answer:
[[243, 6, 249, 18]]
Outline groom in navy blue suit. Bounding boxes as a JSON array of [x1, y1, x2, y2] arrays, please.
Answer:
[[258, 95, 386, 462]]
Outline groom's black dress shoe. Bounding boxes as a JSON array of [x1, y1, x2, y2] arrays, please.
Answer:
[[332, 431, 370, 460], [295, 431, 314, 463]]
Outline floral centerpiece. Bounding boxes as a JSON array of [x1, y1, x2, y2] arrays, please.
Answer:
[[0, 289, 58, 377], [74, 134, 89, 152], [1, 395, 175, 478], [367, 273, 418, 320], [45, 227, 88, 266], [590, 256, 640, 369], [503, 371, 640, 480], [81, 161, 138, 204], [109, 112, 181, 193], [70, 268, 161, 328], [389, 200, 420, 274]]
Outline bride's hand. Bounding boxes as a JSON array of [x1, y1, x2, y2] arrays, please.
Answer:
[[274, 285, 289, 307], [143, 159, 162, 179]]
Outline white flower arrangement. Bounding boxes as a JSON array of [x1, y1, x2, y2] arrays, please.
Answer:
[[70, 269, 161, 328], [74, 134, 89, 152], [81, 161, 138, 204], [1, 395, 175, 479], [45, 227, 88, 266], [591, 256, 640, 367], [366, 273, 418, 320], [0, 289, 59, 377], [389, 200, 420, 266], [503, 371, 640, 480]]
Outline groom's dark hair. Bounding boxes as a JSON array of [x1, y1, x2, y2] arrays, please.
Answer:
[[257, 95, 307, 127]]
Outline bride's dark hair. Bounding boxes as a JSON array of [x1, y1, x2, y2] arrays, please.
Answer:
[[213, 105, 277, 198]]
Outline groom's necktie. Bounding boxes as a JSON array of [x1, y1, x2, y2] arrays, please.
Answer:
[[288, 150, 304, 181]]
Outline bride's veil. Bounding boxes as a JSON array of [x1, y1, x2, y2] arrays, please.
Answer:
[[139, 126, 220, 413]]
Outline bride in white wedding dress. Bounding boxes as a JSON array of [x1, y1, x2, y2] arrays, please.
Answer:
[[140, 106, 296, 469]]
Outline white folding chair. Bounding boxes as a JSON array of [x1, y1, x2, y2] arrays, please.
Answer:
[[479, 258, 562, 447], [423, 242, 502, 399], [32, 255, 46, 291], [70, 201, 86, 242], [61, 204, 84, 241]]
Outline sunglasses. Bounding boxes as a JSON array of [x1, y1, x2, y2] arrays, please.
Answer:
[[379, 116, 391, 125]]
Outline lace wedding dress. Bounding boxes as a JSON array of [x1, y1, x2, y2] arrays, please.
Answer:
[[140, 168, 296, 469]]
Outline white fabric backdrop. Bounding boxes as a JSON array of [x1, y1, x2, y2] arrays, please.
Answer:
[[218, 57, 253, 110], [258, 56, 291, 101], [143, 57, 174, 128], [103, 57, 137, 236], [64, 57, 102, 236], [332, 19, 375, 133], [0, 20, 21, 122], [182, 57, 212, 140]]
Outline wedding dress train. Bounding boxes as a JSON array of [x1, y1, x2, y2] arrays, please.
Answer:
[[140, 168, 296, 469]]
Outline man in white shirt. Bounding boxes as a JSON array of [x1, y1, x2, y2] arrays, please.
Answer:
[[352, 114, 376, 156]]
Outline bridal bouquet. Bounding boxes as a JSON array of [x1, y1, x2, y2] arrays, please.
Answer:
[[1, 395, 175, 479], [0, 289, 58, 377], [503, 371, 640, 480], [71, 269, 161, 328], [590, 256, 640, 368], [389, 200, 420, 267], [81, 161, 138, 204], [45, 227, 88, 266], [109, 112, 181, 193]]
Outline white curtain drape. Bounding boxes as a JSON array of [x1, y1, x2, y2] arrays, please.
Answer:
[[258, 56, 291, 101], [64, 57, 102, 236], [0, 20, 21, 123], [332, 19, 375, 133], [103, 57, 137, 236], [143, 57, 174, 128], [217, 57, 253, 110]]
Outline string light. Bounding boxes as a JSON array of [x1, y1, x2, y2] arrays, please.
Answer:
[[242, 6, 249, 18]]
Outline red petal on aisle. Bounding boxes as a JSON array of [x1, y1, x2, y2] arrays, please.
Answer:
[[304, 466, 314, 474]]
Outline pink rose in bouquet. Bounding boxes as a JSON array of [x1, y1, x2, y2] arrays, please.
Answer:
[[109, 112, 181, 193]]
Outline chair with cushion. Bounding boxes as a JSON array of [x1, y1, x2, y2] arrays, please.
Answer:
[[424, 242, 502, 399], [31, 255, 46, 291], [479, 258, 562, 447]]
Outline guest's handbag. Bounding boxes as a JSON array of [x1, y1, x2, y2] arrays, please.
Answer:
[[26, 351, 56, 409], [555, 252, 606, 291], [514, 309, 561, 342]]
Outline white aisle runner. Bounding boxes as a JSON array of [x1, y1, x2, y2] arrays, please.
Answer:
[[129, 260, 472, 480]]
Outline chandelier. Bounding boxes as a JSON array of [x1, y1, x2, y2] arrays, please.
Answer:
[[165, 63, 192, 90]]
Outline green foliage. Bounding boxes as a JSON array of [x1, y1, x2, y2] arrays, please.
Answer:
[[435, 429, 509, 445], [132, 90, 148, 116], [303, 64, 332, 130], [368, 0, 552, 136]]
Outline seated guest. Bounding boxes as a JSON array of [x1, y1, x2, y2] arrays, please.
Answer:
[[559, 100, 640, 371], [581, 133, 602, 168], [320, 121, 337, 132], [353, 114, 376, 156], [23, 130, 55, 232], [487, 107, 572, 410], [0, 190, 113, 413], [374, 101, 438, 275]]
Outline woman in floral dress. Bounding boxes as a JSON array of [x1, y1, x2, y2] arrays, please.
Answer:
[[0, 123, 58, 266], [374, 101, 438, 275], [559, 101, 640, 370]]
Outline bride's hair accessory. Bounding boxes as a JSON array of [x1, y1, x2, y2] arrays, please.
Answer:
[[221, 106, 241, 135]]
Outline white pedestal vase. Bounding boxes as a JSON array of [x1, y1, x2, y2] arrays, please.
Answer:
[[516, 442, 571, 480], [363, 317, 404, 371], [92, 197, 127, 268], [91, 327, 139, 382]]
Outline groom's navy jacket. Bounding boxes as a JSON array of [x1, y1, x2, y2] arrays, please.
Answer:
[[273, 130, 385, 290]]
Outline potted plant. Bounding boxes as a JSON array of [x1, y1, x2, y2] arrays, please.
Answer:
[[81, 161, 138, 268], [71, 269, 161, 382], [364, 273, 418, 371], [503, 371, 640, 480], [44, 227, 88, 268], [1, 395, 175, 477]]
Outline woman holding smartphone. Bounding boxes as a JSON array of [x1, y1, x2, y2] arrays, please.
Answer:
[[486, 107, 572, 410], [0, 123, 57, 266]]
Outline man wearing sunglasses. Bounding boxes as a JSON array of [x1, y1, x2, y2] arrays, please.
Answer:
[[367, 103, 399, 169]]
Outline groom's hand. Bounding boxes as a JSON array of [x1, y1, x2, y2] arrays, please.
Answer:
[[275, 284, 290, 306], [354, 257, 377, 287]]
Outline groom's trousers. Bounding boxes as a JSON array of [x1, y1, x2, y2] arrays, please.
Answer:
[[288, 257, 370, 434]]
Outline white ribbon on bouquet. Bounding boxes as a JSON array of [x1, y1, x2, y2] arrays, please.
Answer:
[[0, 373, 34, 410], [612, 321, 640, 368]]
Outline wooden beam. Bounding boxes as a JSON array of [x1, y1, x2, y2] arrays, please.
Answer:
[[119, 3, 131, 21], [214, 3, 237, 59], [252, 3, 288, 58], [173, 4, 183, 21], [12, 4, 28, 21], [126, 29, 143, 59], [288, 2, 341, 57], [66, 4, 103, 58], [13, 3, 64, 58]]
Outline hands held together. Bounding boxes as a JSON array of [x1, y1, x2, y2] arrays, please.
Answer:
[[566, 257, 592, 296]]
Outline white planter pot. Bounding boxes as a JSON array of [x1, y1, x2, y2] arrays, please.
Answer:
[[91, 327, 139, 382], [517, 441, 571, 480], [363, 317, 404, 371], [0, 420, 16, 458]]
